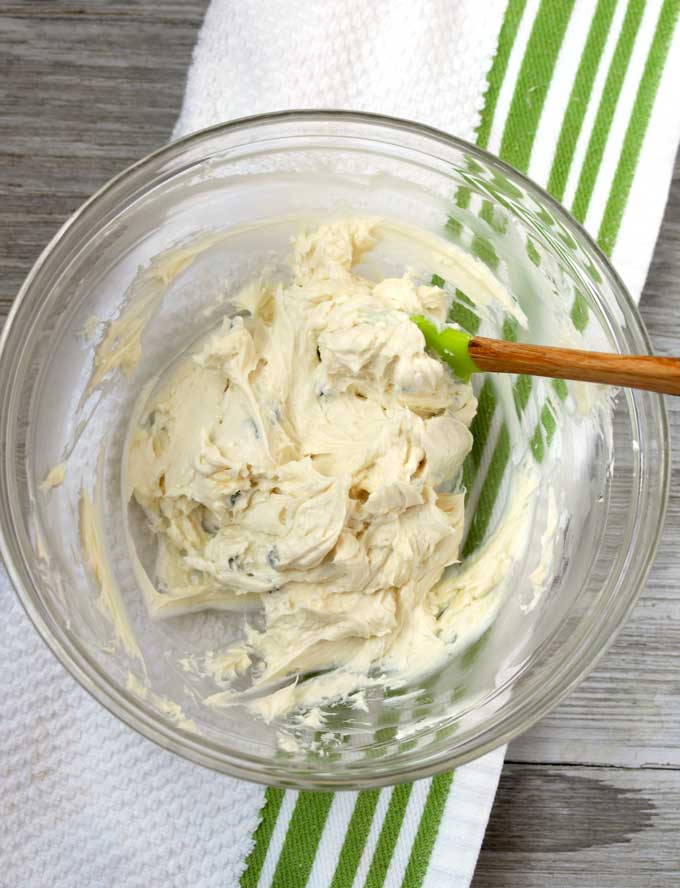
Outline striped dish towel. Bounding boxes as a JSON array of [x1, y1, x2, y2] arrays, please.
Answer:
[[2, 4, 679, 888], [172, 1, 680, 887]]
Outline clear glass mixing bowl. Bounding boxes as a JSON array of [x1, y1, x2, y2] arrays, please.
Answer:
[[0, 112, 669, 789]]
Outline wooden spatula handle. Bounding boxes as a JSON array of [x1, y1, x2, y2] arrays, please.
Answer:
[[469, 336, 680, 396]]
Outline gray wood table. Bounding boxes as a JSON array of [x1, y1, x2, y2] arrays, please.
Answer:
[[1, 3, 678, 884]]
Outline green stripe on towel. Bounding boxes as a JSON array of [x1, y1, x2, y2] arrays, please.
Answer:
[[329, 791, 382, 888], [547, 0, 618, 201], [364, 784, 413, 888], [571, 0, 646, 223], [500, 0, 576, 172], [400, 774, 455, 888], [270, 793, 334, 888], [477, 0, 529, 148], [598, 0, 680, 254], [240, 787, 285, 888]]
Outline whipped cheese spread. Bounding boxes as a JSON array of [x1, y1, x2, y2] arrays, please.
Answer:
[[126, 220, 488, 710]]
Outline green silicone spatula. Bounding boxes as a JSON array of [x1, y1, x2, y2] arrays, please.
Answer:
[[411, 315, 680, 395]]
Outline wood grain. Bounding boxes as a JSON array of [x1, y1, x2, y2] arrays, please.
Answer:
[[469, 336, 680, 395], [1, 2, 679, 884], [0, 0, 207, 321], [473, 765, 680, 887]]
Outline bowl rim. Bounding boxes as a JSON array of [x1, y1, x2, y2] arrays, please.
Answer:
[[0, 109, 670, 789]]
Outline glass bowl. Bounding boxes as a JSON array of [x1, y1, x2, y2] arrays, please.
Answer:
[[0, 111, 669, 789]]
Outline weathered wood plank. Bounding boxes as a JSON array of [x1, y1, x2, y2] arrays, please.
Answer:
[[0, 0, 209, 317], [473, 764, 680, 887], [4, 2, 205, 17]]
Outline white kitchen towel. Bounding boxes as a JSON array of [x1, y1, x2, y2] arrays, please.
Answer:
[[0, 542, 503, 888], [0, 571, 263, 888], [174, 0, 506, 144], [3, 2, 680, 888], [174, 2, 680, 887]]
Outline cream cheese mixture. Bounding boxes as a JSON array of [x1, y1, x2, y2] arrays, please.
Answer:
[[126, 220, 487, 709]]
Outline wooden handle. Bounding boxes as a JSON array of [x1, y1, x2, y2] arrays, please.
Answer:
[[469, 337, 680, 396]]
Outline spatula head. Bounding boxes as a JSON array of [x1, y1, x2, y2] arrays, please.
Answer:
[[411, 315, 479, 382]]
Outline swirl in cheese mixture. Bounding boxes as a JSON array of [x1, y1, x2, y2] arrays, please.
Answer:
[[127, 220, 477, 705]]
